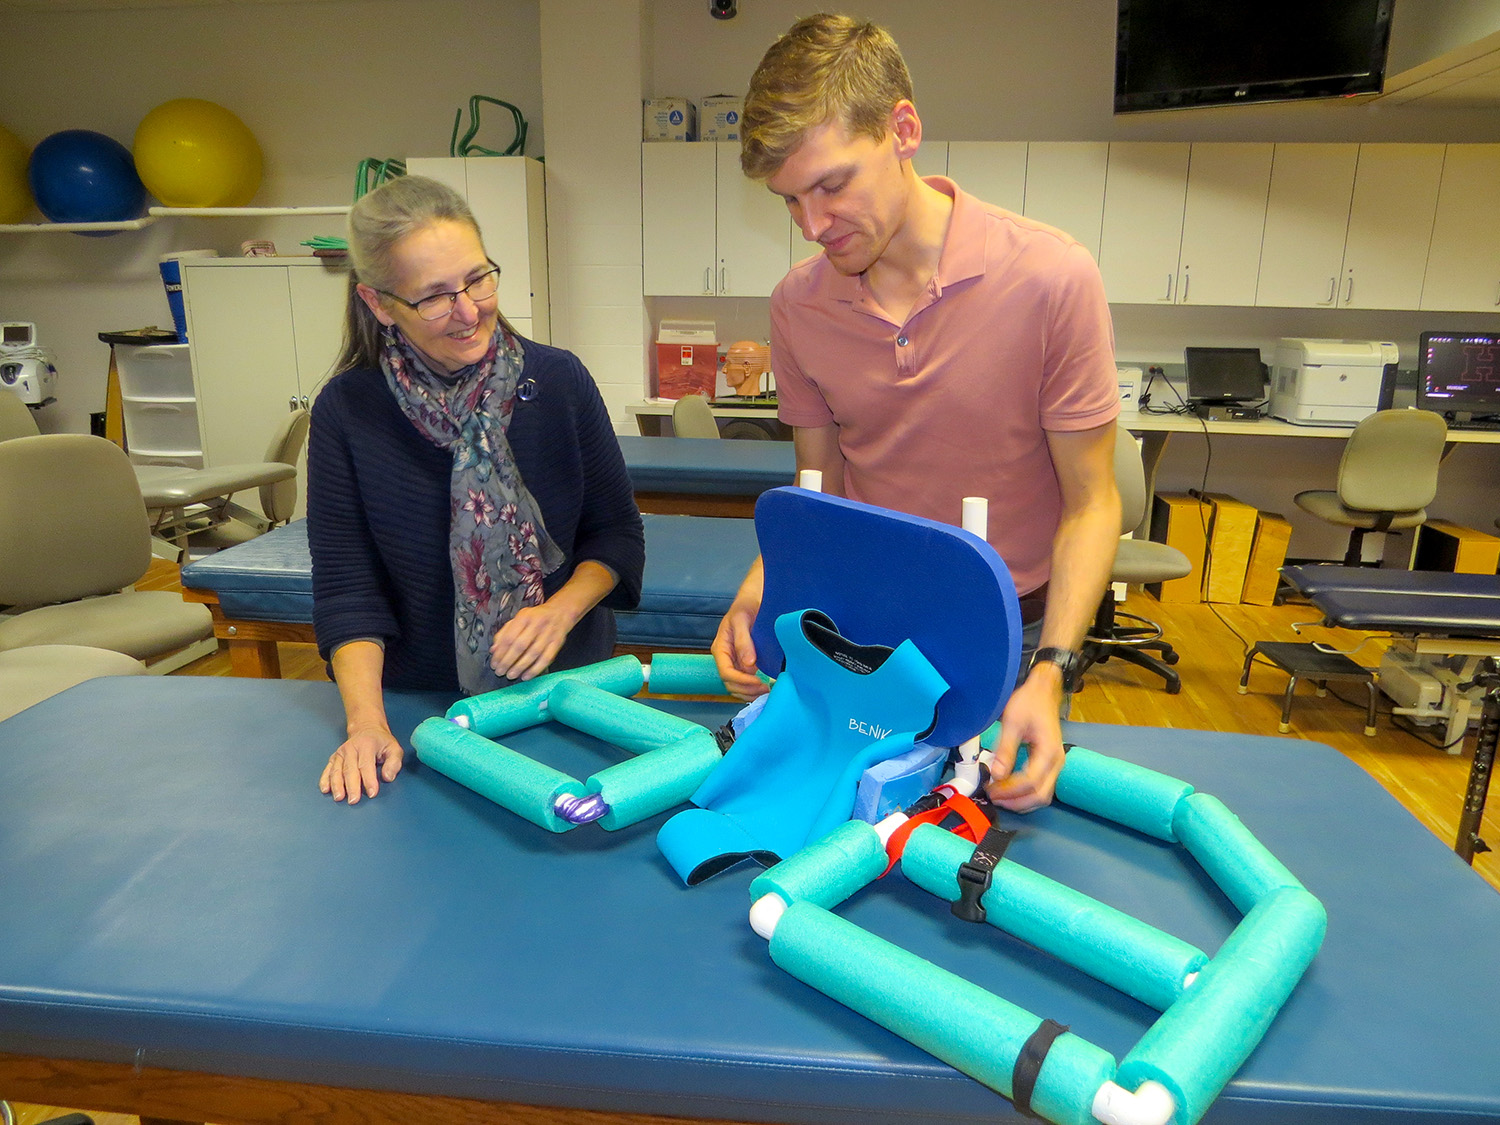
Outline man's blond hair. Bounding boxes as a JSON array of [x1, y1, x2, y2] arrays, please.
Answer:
[[740, 13, 913, 181]]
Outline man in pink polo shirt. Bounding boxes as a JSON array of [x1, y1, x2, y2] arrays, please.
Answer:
[[710, 13, 1122, 813]]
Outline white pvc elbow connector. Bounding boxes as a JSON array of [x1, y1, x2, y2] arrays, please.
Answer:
[[749, 892, 787, 940], [640, 661, 652, 686], [1091, 1079, 1176, 1125], [798, 469, 823, 492]]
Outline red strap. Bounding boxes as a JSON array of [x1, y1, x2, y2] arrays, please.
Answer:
[[882, 791, 993, 875]]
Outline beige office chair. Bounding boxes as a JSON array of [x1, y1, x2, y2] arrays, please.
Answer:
[[0, 391, 40, 441], [1076, 424, 1194, 694], [1294, 409, 1448, 565], [0, 435, 213, 666], [671, 394, 721, 439], [0, 644, 147, 722], [134, 408, 309, 559]]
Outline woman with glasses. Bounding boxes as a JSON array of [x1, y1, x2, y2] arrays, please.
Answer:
[[309, 174, 644, 804]]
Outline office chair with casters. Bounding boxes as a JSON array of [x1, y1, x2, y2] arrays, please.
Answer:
[[0, 435, 213, 669], [134, 408, 309, 560], [1294, 409, 1447, 566], [0, 391, 40, 441], [1075, 424, 1194, 694], [671, 394, 721, 439]]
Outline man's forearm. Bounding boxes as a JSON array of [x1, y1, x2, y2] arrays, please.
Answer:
[[1037, 499, 1121, 654]]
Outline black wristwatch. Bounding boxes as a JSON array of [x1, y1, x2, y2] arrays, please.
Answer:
[[1028, 646, 1081, 691]]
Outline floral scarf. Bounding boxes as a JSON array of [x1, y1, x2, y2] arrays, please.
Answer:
[[380, 323, 564, 694]]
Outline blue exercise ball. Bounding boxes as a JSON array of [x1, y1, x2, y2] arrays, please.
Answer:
[[28, 129, 146, 228]]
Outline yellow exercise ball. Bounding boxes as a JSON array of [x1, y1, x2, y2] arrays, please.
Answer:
[[0, 123, 34, 223], [133, 98, 263, 207]]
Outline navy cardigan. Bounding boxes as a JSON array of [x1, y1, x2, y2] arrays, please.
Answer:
[[307, 340, 644, 692]]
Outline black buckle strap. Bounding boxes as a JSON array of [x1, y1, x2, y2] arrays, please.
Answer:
[[951, 807, 1015, 923], [1012, 1018, 1070, 1116]]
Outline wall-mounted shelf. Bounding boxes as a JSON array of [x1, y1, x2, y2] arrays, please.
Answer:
[[0, 205, 350, 234]]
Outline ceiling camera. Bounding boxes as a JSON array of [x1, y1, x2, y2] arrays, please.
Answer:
[[710, 0, 737, 19]]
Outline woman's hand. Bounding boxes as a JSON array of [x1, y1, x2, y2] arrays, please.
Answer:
[[320, 723, 404, 804], [490, 601, 577, 681]]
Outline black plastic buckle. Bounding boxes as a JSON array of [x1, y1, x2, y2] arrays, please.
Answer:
[[951, 821, 1015, 923]]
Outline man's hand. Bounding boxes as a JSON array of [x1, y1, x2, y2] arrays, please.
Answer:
[[712, 591, 770, 699], [320, 724, 404, 804], [985, 666, 1066, 812]]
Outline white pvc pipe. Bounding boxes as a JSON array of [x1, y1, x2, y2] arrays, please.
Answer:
[[961, 495, 989, 538], [799, 468, 823, 492], [1091, 1079, 1176, 1125], [749, 892, 787, 939]]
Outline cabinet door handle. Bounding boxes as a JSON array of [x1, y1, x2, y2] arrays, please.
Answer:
[[1494, 280, 1499, 307], [1322, 276, 1337, 305], [289, 396, 299, 411], [300, 395, 310, 410], [1162, 274, 1173, 301], [1181, 269, 1190, 303], [720, 266, 730, 295], [703, 267, 714, 295], [1342, 272, 1354, 306]]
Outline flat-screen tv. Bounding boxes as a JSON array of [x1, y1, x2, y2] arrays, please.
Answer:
[[1417, 331, 1500, 422], [1115, 0, 1395, 114]]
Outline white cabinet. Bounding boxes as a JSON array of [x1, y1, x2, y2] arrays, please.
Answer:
[[1256, 144, 1360, 308], [1098, 143, 1190, 304], [1256, 143, 1443, 310], [404, 156, 550, 341], [180, 258, 347, 517], [946, 141, 1027, 214], [1339, 144, 1445, 310], [643, 143, 790, 297], [1423, 144, 1500, 312], [1176, 143, 1274, 307], [1021, 142, 1109, 261]]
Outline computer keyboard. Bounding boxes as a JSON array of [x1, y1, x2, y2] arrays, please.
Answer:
[[1446, 418, 1500, 432]]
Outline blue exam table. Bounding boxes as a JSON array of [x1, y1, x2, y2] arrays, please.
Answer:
[[180, 514, 760, 674], [1, 676, 1497, 1125]]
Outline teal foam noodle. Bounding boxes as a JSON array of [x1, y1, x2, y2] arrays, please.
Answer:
[[1173, 793, 1303, 913], [749, 820, 886, 909], [901, 824, 1207, 1012], [769, 901, 1117, 1125], [411, 717, 584, 833], [445, 655, 644, 736], [1117, 885, 1327, 1125], [1053, 746, 1194, 842], [648, 652, 731, 696], [589, 728, 723, 830], [547, 679, 705, 755]]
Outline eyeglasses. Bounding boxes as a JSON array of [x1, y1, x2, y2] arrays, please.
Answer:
[[376, 262, 501, 321]]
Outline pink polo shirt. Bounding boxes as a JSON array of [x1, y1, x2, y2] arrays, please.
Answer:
[[771, 177, 1119, 595]]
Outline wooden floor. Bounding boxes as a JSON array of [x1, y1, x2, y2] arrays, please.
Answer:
[[9, 560, 1495, 1125]]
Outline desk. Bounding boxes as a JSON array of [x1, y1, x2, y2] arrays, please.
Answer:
[[1121, 411, 1500, 552], [620, 435, 796, 516], [2, 676, 1498, 1125]]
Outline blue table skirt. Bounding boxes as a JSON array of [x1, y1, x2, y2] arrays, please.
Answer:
[[618, 435, 795, 496], [2, 676, 1497, 1124]]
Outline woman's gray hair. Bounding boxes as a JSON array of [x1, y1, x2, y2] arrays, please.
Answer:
[[333, 174, 511, 373]]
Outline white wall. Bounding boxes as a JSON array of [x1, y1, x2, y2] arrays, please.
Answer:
[[0, 0, 544, 433]]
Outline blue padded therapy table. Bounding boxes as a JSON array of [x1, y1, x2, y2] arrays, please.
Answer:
[[618, 435, 795, 516], [181, 515, 760, 676], [2, 676, 1498, 1125]]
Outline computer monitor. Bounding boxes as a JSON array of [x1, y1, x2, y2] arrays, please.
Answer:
[[1417, 332, 1500, 421], [1184, 347, 1266, 406]]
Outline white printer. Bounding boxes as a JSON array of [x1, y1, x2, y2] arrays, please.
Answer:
[[1269, 338, 1398, 427]]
